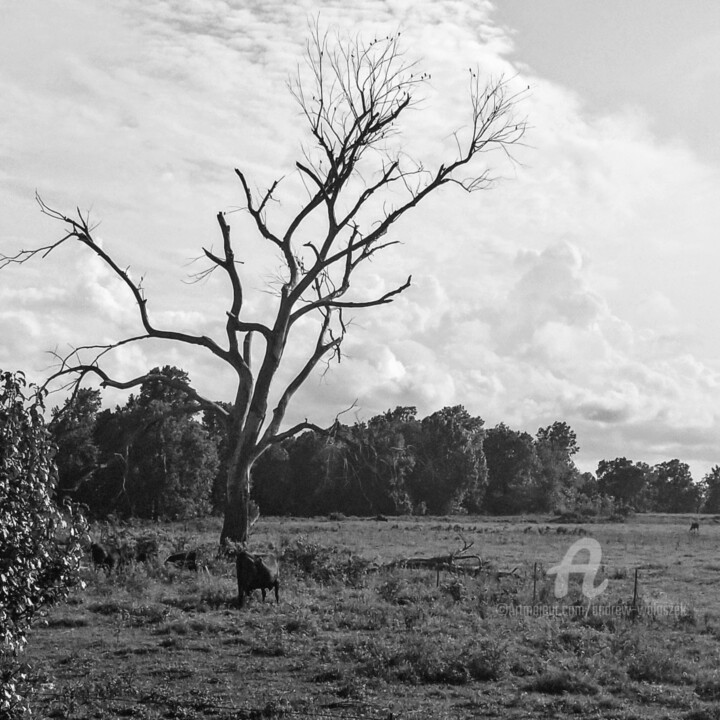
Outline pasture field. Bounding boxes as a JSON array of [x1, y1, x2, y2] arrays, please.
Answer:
[[21, 514, 720, 719]]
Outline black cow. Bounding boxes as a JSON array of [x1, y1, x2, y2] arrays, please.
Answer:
[[90, 542, 134, 572], [690, 521, 700, 534], [236, 550, 279, 608], [90, 542, 117, 571], [135, 537, 159, 563], [165, 549, 199, 571]]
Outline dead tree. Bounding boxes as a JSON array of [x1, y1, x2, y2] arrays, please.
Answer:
[[383, 535, 485, 574], [1, 27, 527, 545]]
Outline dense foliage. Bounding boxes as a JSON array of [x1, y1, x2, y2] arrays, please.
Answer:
[[1, 371, 88, 717], [53, 367, 218, 520], [49, 365, 712, 520]]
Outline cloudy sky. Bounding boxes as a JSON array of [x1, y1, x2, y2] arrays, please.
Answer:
[[2, 0, 720, 480]]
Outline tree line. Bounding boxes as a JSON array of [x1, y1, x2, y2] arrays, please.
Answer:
[[49, 365, 719, 520]]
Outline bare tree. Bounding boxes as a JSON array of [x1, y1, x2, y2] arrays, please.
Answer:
[[2, 27, 526, 544]]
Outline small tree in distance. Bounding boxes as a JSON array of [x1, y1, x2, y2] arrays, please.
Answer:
[[1, 27, 527, 544], [701, 465, 720, 513]]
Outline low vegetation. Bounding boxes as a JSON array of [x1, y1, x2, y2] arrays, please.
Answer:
[[16, 514, 720, 719]]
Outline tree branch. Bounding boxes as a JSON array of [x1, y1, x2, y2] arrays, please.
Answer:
[[265, 420, 332, 447], [258, 308, 342, 449], [31, 195, 233, 364], [215, 212, 244, 359], [44, 364, 231, 420], [290, 274, 411, 324], [264, 400, 358, 448], [235, 169, 299, 287]]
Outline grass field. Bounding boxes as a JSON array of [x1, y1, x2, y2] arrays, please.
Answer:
[[20, 514, 720, 719]]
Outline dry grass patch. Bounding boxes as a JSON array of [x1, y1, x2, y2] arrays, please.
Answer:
[[20, 515, 720, 719]]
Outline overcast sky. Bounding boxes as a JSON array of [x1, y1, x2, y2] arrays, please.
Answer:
[[2, 0, 720, 480]]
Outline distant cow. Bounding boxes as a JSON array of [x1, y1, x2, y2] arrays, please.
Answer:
[[236, 550, 279, 608], [90, 542, 117, 571], [690, 521, 700, 534], [165, 549, 199, 571], [90, 541, 133, 572], [134, 537, 159, 563]]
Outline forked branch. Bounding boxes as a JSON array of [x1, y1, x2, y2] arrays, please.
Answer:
[[44, 362, 230, 420], [27, 195, 233, 363]]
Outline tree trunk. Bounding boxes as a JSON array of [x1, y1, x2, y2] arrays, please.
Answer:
[[220, 456, 251, 545]]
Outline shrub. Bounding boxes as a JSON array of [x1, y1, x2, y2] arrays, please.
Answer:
[[525, 669, 600, 695], [0, 371, 89, 716], [377, 575, 438, 606], [280, 538, 372, 585], [439, 576, 467, 603], [695, 677, 720, 701], [465, 639, 507, 681], [627, 647, 696, 685], [343, 634, 505, 686]]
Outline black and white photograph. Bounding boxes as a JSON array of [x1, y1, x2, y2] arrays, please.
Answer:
[[2, 1, 720, 717]]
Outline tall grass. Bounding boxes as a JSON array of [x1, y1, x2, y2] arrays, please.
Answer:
[[24, 516, 720, 719]]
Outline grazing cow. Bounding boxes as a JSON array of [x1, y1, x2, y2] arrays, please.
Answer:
[[90, 541, 134, 572], [165, 549, 199, 571], [134, 537, 159, 563], [556, 526, 568, 535], [90, 542, 118, 571], [236, 550, 279, 608], [117, 543, 135, 567], [690, 521, 700, 535]]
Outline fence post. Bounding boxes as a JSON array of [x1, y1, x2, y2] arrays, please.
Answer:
[[631, 568, 639, 620]]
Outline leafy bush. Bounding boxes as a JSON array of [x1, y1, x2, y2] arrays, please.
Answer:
[[465, 639, 507, 681], [342, 634, 506, 686], [395, 639, 470, 684], [439, 576, 467, 602], [627, 647, 696, 685], [0, 371, 88, 716], [525, 668, 600, 695], [280, 538, 372, 585], [376, 574, 442, 606], [695, 677, 720, 701]]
